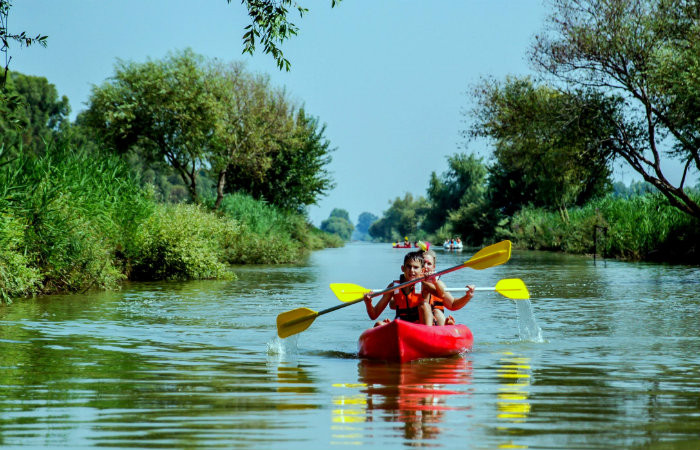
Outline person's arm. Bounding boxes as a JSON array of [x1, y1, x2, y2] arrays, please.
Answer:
[[363, 283, 394, 320], [445, 285, 475, 311]]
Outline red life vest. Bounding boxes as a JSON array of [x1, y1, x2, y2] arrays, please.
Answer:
[[392, 280, 424, 323]]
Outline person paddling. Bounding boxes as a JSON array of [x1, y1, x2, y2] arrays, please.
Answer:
[[419, 245, 475, 325], [362, 251, 433, 327]]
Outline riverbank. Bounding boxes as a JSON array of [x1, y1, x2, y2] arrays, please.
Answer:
[[497, 193, 700, 264], [0, 145, 342, 303]]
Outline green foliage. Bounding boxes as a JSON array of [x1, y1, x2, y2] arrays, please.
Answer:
[[423, 153, 489, 241], [320, 208, 354, 241], [233, 0, 342, 71], [0, 72, 70, 155], [353, 211, 378, 241], [532, 0, 700, 219], [0, 214, 40, 303], [468, 77, 616, 215], [82, 51, 335, 211], [329, 208, 351, 222], [369, 193, 430, 242], [81, 49, 219, 202], [500, 192, 700, 262], [0, 142, 155, 298], [130, 203, 236, 281], [222, 107, 335, 212], [0, 0, 48, 86], [213, 191, 339, 264]]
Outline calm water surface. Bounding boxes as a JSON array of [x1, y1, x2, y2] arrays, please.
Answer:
[[1, 243, 699, 449]]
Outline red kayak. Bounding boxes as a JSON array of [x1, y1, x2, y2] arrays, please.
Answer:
[[358, 320, 474, 363]]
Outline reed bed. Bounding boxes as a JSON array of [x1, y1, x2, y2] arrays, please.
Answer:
[[500, 193, 700, 262]]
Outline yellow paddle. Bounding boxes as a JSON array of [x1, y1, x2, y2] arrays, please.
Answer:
[[330, 278, 530, 301], [276, 240, 511, 339]]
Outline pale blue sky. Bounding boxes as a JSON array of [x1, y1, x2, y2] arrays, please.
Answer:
[[9, 1, 659, 226]]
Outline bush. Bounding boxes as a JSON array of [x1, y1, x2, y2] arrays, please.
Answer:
[[130, 203, 237, 280]]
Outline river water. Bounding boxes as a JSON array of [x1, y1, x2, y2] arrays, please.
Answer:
[[1, 242, 699, 449]]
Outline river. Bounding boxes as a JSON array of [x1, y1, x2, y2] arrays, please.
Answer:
[[1, 242, 699, 449]]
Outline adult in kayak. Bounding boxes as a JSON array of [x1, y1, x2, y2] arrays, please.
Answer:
[[362, 251, 434, 327]]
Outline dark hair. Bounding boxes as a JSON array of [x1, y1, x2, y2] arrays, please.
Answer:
[[403, 251, 424, 267]]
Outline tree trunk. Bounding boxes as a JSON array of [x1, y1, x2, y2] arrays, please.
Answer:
[[214, 167, 227, 210]]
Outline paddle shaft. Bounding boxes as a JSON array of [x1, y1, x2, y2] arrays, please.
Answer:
[[317, 249, 508, 317], [367, 287, 498, 292]]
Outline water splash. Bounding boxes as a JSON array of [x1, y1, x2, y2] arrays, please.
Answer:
[[515, 299, 544, 343], [266, 334, 299, 359]]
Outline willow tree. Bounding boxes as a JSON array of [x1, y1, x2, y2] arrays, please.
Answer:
[[533, 0, 700, 219]]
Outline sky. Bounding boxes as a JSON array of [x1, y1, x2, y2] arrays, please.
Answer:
[[8, 0, 670, 226]]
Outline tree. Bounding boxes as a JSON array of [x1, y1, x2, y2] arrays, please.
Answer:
[[356, 212, 378, 234], [320, 208, 353, 240], [0, 72, 70, 155], [369, 193, 430, 242], [352, 211, 378, 241], [223, 107, 335, 212], [233, 0, 342, 71], [208, 61, 294, 209], [532, 0, 700, 220], [82, 49, 219, 203], [424, 153, 488, 233], [468, 76, 616, 220]]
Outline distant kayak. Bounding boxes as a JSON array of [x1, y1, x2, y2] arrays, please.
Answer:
[[392, 243, 414, 248], [358, 320, 473, 363]]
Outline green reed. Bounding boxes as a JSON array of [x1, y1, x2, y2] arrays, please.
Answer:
[[213, 192, 342, 264], [499, 193, 700, 262], [0, 142, 155, 302]]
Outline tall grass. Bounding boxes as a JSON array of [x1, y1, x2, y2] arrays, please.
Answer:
[[0, 145, 342, 303], [499, 193, 700, 263], [0, 143, 156, 301], [212, 192, 342, 264]]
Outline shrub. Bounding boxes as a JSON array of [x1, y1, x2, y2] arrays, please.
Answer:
[[130, 203, 237, 280]]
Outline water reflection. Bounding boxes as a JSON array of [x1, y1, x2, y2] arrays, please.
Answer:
[[343, 357, 473, 444], [494, 351, 532, 450]]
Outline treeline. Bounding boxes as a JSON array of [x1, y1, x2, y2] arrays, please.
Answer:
[[0, 51, 342, 303], [367, 152, 700, 263], [368, 0, 700, 264]]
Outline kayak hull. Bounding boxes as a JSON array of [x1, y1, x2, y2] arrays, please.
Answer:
[[358, 320, 473, 363]]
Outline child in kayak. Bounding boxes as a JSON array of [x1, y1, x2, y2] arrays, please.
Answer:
[[362, 251, 433, 327], [419, 246, 475, 325]]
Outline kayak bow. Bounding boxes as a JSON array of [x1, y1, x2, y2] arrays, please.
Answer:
[[358, 320, 473, 363]]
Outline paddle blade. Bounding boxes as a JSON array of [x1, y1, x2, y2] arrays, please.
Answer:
[[463, 240, 511, 270], [494, 278, 530, 300], [330, 283, 372, 302], [276, 307, 318, 338]]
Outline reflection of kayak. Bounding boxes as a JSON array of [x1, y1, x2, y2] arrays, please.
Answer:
[[358, 320, 473, 363], [358, 358, 473, 412]]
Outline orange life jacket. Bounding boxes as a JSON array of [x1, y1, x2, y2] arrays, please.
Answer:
[[430, 294, 445, 311], [392, 280, 424, 323]]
